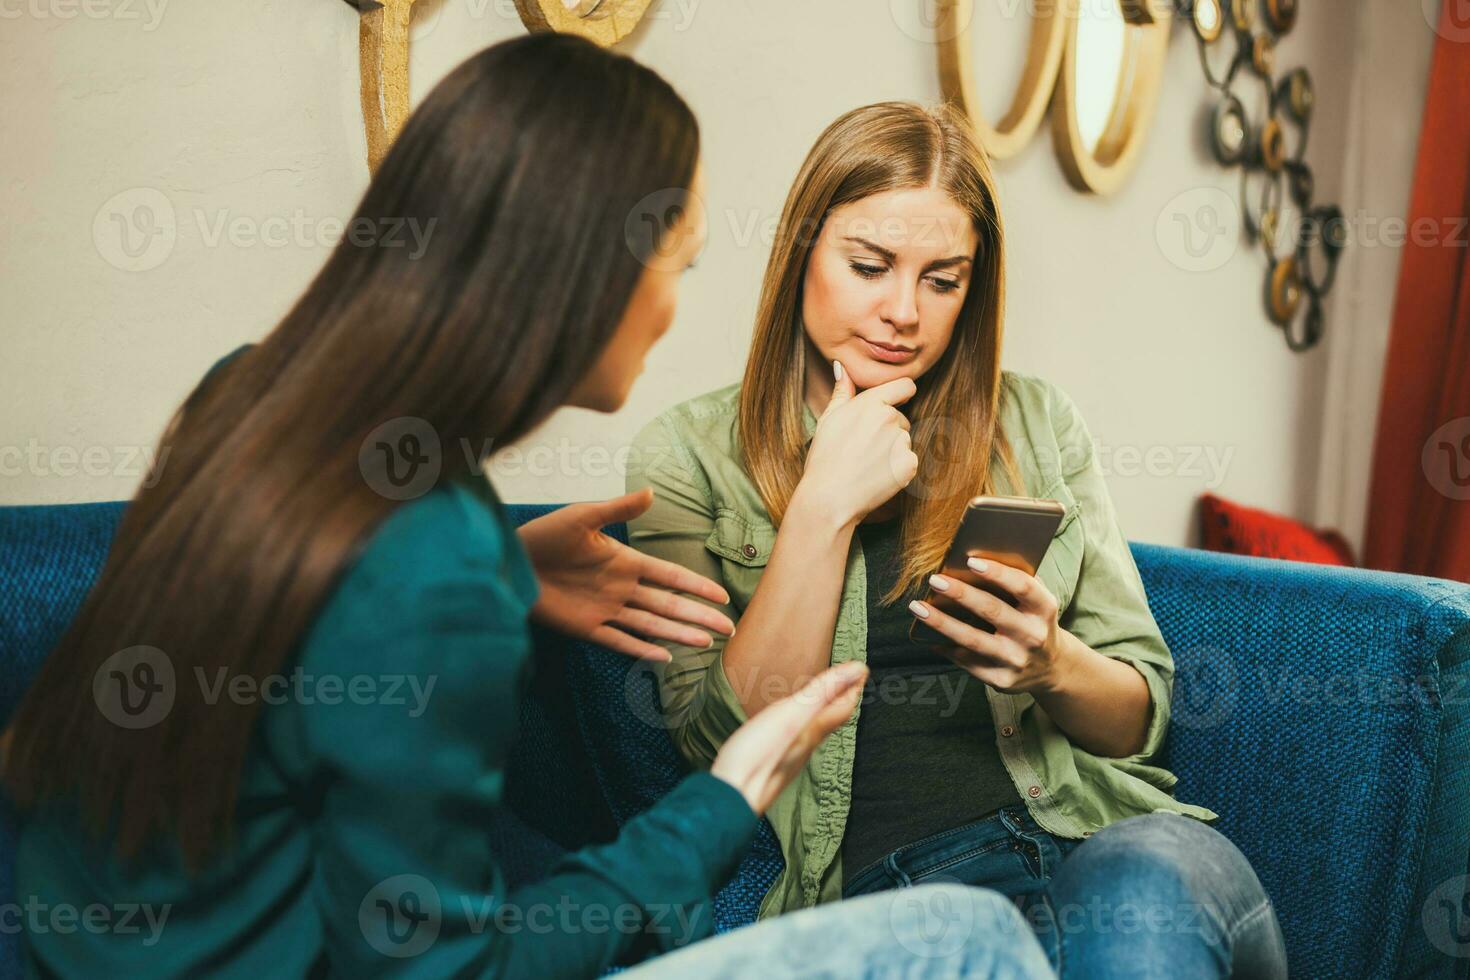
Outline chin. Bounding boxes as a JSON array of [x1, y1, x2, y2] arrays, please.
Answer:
[[847, 357, 921, 391]]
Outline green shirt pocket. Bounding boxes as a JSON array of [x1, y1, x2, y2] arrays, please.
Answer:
[[704, 509, 775, 611]]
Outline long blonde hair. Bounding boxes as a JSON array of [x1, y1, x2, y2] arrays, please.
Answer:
[[737, 100, 1023, 604]]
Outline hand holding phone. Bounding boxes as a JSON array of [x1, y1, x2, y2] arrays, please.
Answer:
[[909, 495, 1065, 645]]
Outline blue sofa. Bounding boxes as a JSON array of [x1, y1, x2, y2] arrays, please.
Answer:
[[1, 500, 1468, 979]]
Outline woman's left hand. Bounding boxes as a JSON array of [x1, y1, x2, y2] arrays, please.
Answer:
[[518, 488, 736, 661], [908, 557, 1074, 695]]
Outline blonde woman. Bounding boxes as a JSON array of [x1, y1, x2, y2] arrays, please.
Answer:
[[627, 102, 1287, 977]]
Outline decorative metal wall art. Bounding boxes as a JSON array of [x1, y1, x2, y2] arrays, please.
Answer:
[[937, 0, 1345, 352], [1182, 0, 1344, 352]]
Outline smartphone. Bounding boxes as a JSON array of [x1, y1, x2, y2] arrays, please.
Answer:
[[909, 495, 1067, 645]]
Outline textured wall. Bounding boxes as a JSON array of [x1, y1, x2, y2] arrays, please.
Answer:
[[1, 0, 1408, 549]]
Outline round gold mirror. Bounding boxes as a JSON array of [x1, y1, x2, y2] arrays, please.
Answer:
[[514, 0, 654, 46], [1052, 0, 1174, 195], [937, 0, 1070, 160]]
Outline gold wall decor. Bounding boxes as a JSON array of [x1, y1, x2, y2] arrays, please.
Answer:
[[1053, 0, 1174, 195], [1183, 0, 1344, 352], [936, 0, 1069, 161], [342, 0, 653, 174], [937, 0, 1174, 195], [937, 0, 1342, 351], [341, 0, 417, 172], [347, 0, 418, 173], [514, 0, 655, 46]]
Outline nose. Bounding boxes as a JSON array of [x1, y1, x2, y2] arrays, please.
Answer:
[[879, 277, 921, 333]]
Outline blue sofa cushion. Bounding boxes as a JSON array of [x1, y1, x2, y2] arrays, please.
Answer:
[[1131, 543, 1470, 980], [3, 501, 1468, 980], [0, 503, 125, 724]]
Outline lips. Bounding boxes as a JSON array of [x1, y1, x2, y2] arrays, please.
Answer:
[[861, 338, 918, 364]]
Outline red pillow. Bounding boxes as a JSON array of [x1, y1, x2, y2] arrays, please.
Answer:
[[1198, 493, 1356, 566]]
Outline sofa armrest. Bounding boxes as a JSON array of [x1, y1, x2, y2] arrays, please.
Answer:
[[1132, 542, 1470, 980]]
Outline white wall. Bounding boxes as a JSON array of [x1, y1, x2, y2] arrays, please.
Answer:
[[0, 0, 1424, 549]]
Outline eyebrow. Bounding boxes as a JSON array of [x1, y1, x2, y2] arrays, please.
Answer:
[[842, 236, 973, 272]]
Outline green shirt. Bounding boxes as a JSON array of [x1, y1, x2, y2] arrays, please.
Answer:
[[624, 370, 1219, 919], [18, 476, 757, 978]]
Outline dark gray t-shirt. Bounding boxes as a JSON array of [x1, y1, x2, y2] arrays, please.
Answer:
[[840, 517, 1023, 882]]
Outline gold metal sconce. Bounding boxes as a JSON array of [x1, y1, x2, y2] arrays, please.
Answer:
[[343, 0, 655, 173], [513, 0, 654, 46]]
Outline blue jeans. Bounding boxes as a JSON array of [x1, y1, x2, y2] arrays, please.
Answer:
[[624, 882, 1055, 979], [844, 807, 1288, 979]]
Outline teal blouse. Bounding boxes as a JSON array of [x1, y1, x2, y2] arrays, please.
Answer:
[[17, 475, 756, 977]]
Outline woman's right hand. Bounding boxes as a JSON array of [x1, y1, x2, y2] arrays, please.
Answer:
[[710, 661, 868, 815], [797, 360, 919, 527]]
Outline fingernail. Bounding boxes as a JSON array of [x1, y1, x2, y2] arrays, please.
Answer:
[[833, 359, 844, 382], [729, 626, 737, 638], [908, 600, 930, 619], [928, 574, 950, 591], [967, 557, 988, 574]]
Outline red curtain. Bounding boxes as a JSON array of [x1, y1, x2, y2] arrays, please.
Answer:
[[1363, 0, 1470, 583]]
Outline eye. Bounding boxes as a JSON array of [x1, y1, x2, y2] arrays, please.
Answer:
[[927, 276, 962, 294], [849, 261, 886, 280]]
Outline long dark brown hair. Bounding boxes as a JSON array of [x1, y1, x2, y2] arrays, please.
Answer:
[[3, 33, 699, 869]]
